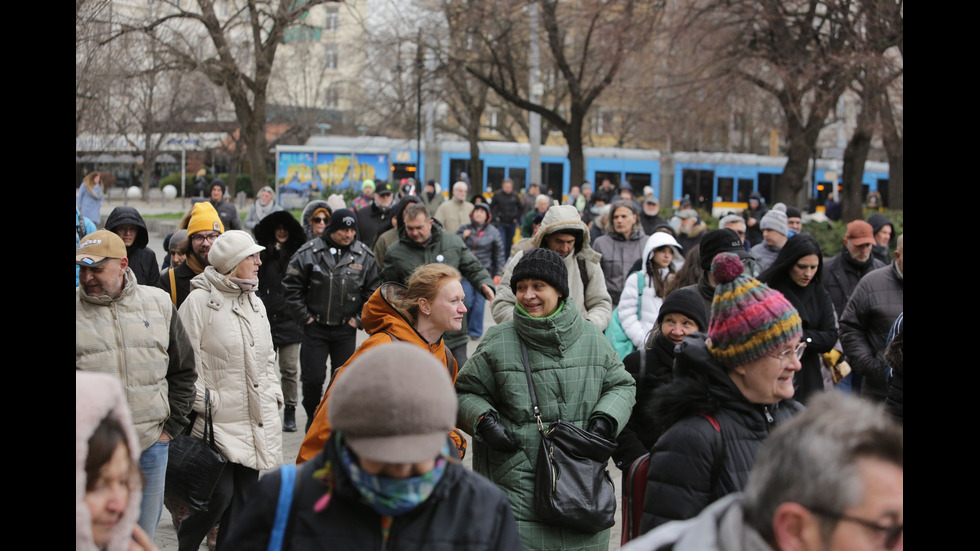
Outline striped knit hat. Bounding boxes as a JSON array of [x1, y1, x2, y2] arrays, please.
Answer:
[[707, 252, 802, 369]]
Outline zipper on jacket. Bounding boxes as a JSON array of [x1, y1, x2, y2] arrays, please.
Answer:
[[762, 405, 774, 424]]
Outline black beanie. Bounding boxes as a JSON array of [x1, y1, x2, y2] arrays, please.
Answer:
[[511, 248, 569, 300], [699, 228, 745, 271], [657, 287, 708, 332], [325, 208, 357, 235]]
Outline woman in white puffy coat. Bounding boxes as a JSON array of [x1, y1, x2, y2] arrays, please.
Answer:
[[618, 233, 684, 348], [177, 230, 283, 551]]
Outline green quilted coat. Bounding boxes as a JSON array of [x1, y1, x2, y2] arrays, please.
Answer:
[[456, 298, 636, 551]]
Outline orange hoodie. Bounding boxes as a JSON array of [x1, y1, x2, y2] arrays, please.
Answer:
[[296, 282, 464, 463]]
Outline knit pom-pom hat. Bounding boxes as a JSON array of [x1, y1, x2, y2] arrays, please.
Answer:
[[707, 252, 802, 369]]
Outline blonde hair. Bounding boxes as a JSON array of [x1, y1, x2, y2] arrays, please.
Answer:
[[83, 171, 101, 193], [391, 264, 462, 325]]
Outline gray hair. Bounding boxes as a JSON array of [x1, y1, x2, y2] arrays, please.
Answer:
[[742, 393, 903, 543], [453, 181, 468, 192], [535, 194, 552, 208], [719, 213, 745, 230]]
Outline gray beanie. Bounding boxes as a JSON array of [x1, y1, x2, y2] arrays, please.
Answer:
[[760, 203, 788, 236], [329, 343, 457, 463], [511, 247, 570, 299], [208, 230, 264, 275]]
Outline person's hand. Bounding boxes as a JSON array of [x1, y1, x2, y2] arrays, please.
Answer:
[[129, 525, 159, 551], [347, 318, 358, 328], [306, 317, 314, 325], [477, 412, 518, 452], [493, 275, 501, 286], [481, 284, 495, 302], [747, 217, 758, 227], [462, 229, 472, 239], [587, 416, 613, 440], [158, 432, 170, 443]]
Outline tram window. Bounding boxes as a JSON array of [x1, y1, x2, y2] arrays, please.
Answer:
[[595, 171, 618, 188], [718, 177, 734, 202], [487, 167, 506, 191], [625, 173, 651, 193], [542, 162, 564, 199], [877, 179, 889, 207], [757, 173, 779, 205], [681, 169, 713, 209], [509, 168, 526, 190], [737, 179, 753, 204]]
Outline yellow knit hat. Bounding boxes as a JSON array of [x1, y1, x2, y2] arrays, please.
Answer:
[[187, 202, 224, 236]]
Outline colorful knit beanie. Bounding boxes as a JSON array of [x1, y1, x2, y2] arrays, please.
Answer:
[[707, 252, 802, 369]]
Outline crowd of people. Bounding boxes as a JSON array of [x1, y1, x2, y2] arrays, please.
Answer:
[[77, 175, 902, 551]]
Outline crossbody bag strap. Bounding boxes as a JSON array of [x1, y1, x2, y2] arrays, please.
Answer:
[[519, 340, 544, 432], [168, 268, 178, 307], [267, 463, 297, 551]]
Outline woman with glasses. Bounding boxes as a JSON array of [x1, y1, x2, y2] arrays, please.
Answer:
[[301, 199, 332, 241], [176, 230, 283, 550], [759, 233, 839, 403], [639, 253, 805, 534]]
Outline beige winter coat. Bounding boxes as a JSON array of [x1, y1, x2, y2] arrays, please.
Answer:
[[178, 267, 283, 471], [492, 204, 613, 331]]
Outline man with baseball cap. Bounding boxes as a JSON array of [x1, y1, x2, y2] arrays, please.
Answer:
[[157, 201, 224, 307], [821, 220, 886, 395], [223, 343, 522, 549], [283, 208, 380, 432], [356, 181, 395, 247], [76, 229, 197, 540], [673, 228, 757, 318]]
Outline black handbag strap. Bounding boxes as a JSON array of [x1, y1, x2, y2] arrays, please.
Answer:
[[519, 340, 545, 432], [204, 389, 217, 448]]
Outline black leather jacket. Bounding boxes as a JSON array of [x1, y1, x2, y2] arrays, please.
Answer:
[[282, 238, 380, 327]]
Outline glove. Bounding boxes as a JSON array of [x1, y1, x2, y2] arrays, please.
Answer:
[[477, 412, 519, 453], [587, 416, 613, 440]]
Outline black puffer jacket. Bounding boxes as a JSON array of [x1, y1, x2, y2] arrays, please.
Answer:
[[822, 248, 885, 317], [640, 334, 802, 533], [104, 206, 159, 286], [614, 332, 678, 470], [255, 211, 306, 346], [222, 435, 524, 551]]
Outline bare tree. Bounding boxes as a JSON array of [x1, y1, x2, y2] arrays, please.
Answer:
[[114, 0, 339, 195], [463, 0, 658, 187], [839, 0, 902, 219], [679, 0, 867, 204]]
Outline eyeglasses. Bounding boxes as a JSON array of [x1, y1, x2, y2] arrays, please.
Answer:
[[765, 341, 807, 364], [808, 506, 903, 549], [191, 233, 221, 244], [311, 217, 328, 224]]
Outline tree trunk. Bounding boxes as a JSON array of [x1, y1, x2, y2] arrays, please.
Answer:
[[841, 91, 877, 222], [565, 114, 586, 197], [878, 91, 903, 210]]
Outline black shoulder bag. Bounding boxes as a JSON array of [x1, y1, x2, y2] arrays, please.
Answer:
[[520, 340, 617, 533]]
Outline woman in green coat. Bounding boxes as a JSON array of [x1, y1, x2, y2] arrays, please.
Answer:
[[456, 247, 636, 551]]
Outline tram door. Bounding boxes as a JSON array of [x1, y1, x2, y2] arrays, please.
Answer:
[[757, 173, 779, 205], [681, 169, 714, 211]]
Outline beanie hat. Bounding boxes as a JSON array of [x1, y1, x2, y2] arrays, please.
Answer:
[[760, 203, 788, 236], [187, 201, 224, 236], [325, 208, 357, 235], [330, 343, 456, 463], [208, 230, 264, 275], [699, 228, 746, 270], [472, 202, 492, 220], [657, 287, 708, 332], [707, 252, 802, 369], [361, 179, 375, 191], [785, 205, 801, 220], [511, 247, 569, 300], [210, 178, 226, 194], [168, 229, 189, 252]]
